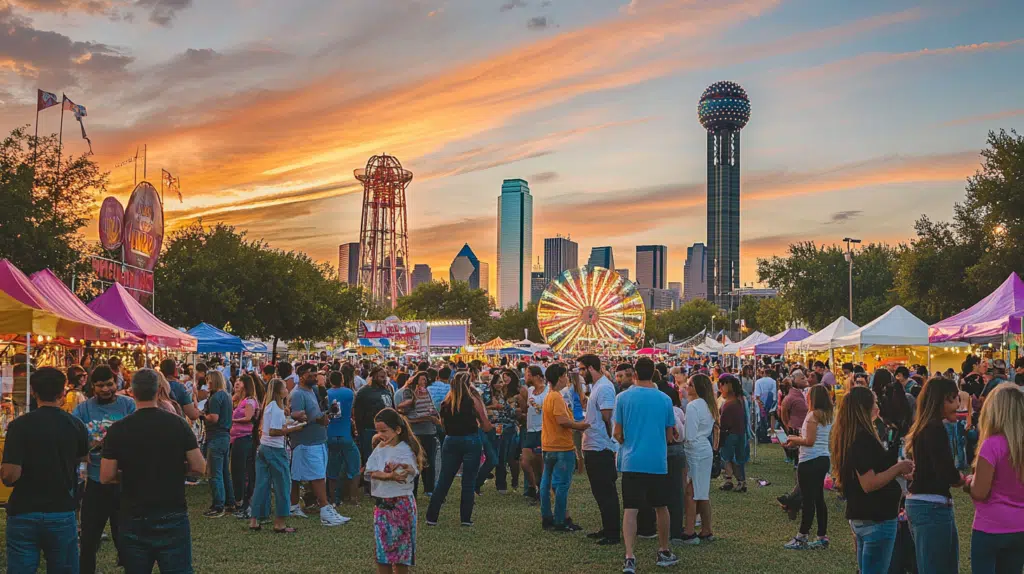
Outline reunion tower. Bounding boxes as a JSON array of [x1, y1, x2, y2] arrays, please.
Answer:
[[357, 154, 412, 309], [698, 81, 750, 307]]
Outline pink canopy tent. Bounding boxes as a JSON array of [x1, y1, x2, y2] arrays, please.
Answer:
[[0, 259, 120, 341], [88, 283, 197, 351], [636, 347, 667, 356], [30, 269, 140, 343], [929, 273, 1024, 343]]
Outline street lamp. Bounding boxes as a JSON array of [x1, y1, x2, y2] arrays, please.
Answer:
[[843, 237, 861, 322]]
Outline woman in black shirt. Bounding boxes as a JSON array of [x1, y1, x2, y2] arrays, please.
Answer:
[[832, 387, 914, 574], [425, 372, 492, 527], [905, 377, 964, 574]]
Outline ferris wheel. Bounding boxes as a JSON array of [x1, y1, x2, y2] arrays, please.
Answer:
[[536, 266, 646, 353]]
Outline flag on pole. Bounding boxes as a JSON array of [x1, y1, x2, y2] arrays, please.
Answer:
[[37, 89, 59, 111], [162, 168, 182, 203], [63, 95, 92, 154]]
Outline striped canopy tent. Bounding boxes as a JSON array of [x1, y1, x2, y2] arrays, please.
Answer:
[[479, 337, 511, 351]]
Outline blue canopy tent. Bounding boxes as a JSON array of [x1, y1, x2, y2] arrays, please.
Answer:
[[187, 322, 246, 353], [499, 347, 533, 356], [244, 340, 269, 353]]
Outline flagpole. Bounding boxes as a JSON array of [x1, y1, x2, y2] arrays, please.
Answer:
[[143, 144, 147, 179], [55, 96, 66, 190], [134, 146, 139, 186], [32, 106, 40, 174]]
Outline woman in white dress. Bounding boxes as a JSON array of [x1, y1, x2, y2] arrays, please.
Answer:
[[680, 373, 720, 544]]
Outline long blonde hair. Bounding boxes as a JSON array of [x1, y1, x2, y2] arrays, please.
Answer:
[[206, 370, 227, 394], [263, 378, 287, 412], [975, 385, 1024, 481], [441, 371, 474, 415], [808, 385, 834, 426], [831, 386, 877, 492]]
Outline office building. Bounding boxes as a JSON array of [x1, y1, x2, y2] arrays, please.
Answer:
[[587, 246, 615, 270], [338, 242, 360, 285], [683, 243, 708, 302], [411, 264, 432, 290], [616, 269, 630, 281], [544, 236, 578, 282], [497, 179, 533, 310], [635, 245, 667, 290], [531, 271, 546, 304], [639, 287, 676, 312], [450, 244, 487, 292], [669, 282, 682, 309], [698, 81, 750, 305]]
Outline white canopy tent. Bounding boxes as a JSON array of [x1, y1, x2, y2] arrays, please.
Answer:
[[694, 336, 725, 354], [723, 331, 770, 355], [796, 317, 860, 352], [831, 306, 928, 348]]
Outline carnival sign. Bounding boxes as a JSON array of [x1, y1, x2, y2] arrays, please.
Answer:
[[359, 318, 426, 341], [98, 196, 124, 251], [91, 256, 154, 294], [122, 181, 164, 271]]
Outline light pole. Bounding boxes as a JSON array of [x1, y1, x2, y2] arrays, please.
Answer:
[[843, 237, 861, 322]]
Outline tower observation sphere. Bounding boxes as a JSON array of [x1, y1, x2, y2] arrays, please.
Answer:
[[697, 81, 751, 131]]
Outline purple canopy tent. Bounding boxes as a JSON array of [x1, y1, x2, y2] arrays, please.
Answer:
[[929, 273, 1024, 343], [88, 283, 197, 351], [740, 328, 811, 356]]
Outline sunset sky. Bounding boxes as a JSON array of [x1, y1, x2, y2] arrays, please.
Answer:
[[3, 0, 1023, 291]]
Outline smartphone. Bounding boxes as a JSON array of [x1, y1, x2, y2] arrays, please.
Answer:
[[775, 429, 790, 445]]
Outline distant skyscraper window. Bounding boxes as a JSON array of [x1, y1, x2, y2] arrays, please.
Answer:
[[338, 243, 360, 285], [635, 245, 666, 290], [587, 246, 614, 270], [497, 179, 533, 310], [544, 236, 578, 282]]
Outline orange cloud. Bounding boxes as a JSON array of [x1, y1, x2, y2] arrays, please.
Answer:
[[941, 108, 1024, 127]]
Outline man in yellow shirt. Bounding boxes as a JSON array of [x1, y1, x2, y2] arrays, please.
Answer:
[[540, 363, 589, 532]]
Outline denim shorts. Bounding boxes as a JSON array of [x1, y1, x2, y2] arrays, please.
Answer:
[[522, 431, 542, 452], [291, 443, 328, 481], [326, 436, 360, 481]]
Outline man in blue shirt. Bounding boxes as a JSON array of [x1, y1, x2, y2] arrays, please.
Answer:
[[580, 354, 620, 545], [325, 371, 359, 506], [613, 358, 678, 573], [73, 365, 136, 573], [427, 367, 452, 411], [159, 359, 199, 421]]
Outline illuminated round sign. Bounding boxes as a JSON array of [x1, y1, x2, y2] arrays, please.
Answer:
[[98, 196, 124, 251], [122, 181, 164, 271]]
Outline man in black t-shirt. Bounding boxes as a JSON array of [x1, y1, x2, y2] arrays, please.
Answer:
[[101, 369, 206, 574], [2, 367, 88, 572], [353, 367, 394, 466]]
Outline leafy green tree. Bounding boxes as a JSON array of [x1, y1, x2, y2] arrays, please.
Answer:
[[393, 280, 493, 340], [645, 299, 719, 344], [0, 126, 106, 283], [756, 296, 795, 334], [736, 296, 761, 333], [490, 303, 541, 342]]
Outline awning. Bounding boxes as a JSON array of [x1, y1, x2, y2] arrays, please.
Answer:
[[929, 273, 1024, 343], [832, 306, 928, 348], [187, 322, 245, 353], [88, 283, 197, 351], [797, 317, 859, 352], [29, 269, 137, 343]]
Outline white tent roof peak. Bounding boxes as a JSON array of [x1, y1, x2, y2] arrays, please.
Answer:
[[798, 316, 859, 352], [831, 306, 928, 348]]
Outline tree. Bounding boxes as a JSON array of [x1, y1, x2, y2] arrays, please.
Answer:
[[393, 281, 493, 340], [736, 296, 761, 333], [756, 296, 795, 334], [0, 126, 106, 283], [490, 303, 541, 342], [757, 242, 898, 329], [155, 222, 364, 359], [645, 299, 719, 343]]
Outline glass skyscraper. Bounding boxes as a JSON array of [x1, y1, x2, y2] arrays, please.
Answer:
[[497, 179, 533, 310], [635, 245, 667, 290], [587, 246, 614, 270]]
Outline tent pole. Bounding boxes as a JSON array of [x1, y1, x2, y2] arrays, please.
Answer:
[[25, 333, 31, 413]]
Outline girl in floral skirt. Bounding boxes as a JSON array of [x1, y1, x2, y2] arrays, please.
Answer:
[[366, 408, 424, 573]]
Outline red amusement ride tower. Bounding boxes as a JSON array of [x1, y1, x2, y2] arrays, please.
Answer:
[[356, 154, 413, 309]]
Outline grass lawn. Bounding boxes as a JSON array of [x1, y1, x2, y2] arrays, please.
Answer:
[[1, 444, 975, 573]]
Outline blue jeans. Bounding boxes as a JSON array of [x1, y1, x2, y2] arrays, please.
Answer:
[[251, 445, 292, 519], [540, 450, 576, 525], [475, 428, 499, 491], [971, 530, 1024, 574], [850, 519, 897, 574], [119, 511, 192, 573], [206, 432, 234, 508], [943, 421, 968, 470], [426, 434, 482, 524], [905, 498, 959, 574], [6, 511, 79, 573], [494, 425, 519, 491]]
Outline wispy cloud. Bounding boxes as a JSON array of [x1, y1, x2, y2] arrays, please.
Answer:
[[828, 210, 863, 224], [786, 38, 1024, 81], [941, 108, 1024, 127]]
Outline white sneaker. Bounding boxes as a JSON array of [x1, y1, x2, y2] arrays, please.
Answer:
[[320, 505, 350, 526], [289, 504, 308, 518]]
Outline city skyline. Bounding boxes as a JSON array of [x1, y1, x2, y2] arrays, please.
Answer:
[[544, 236, 579, 283], [3, 1, 1022, 290]]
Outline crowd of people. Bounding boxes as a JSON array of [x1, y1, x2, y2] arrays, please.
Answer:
[[1, 350, 1022, 573]]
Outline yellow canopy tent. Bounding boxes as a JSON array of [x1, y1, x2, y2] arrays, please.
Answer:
[[478, 337, 510, 351], [0, 289, 59, 336]]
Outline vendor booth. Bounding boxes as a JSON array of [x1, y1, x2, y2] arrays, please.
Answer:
[[740, 328, 811, 357], [929, 273, 1024, 359], [187, 322, 245, 353], [88, 283, 197, 353], [831, 305, 964, 372]]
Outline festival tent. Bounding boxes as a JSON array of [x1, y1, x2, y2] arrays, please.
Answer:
[[29, 269, 137, 343], [500, 347, 533, 356], [694, 336, 725, 354], [796, 317, 859, 352], [723, 331, 770, 355], [88, 283, 197, 351], [831, 306, 928, 348], [929, 273, 1024, 343], [479, 337, 511, 351], [244, 340, 270, 353], [741, 328, 811, 356], [187, 322, 245, 353], [0, 260, 122, 341], [0, 289, 59, 336], [635, 347, 667, 356]]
